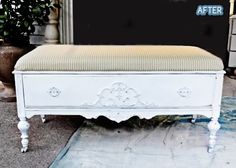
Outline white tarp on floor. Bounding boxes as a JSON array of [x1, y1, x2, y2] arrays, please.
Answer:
[[50, 97, 236, 168]]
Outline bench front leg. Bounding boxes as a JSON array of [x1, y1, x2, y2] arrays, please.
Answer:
[[17, 117, 30, 153], [207, 116, 220, 153]]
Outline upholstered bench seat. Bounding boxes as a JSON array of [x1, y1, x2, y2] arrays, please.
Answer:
[[15, 45, 223, 71], [14, 45, 224, 153]]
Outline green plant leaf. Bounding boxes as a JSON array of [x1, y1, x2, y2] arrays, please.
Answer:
[[0, 0, 53, 44]]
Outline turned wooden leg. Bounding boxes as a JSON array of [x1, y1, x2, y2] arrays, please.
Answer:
[[17, 118, 30, 153], [40, 115, 46, 123], [206, 73, 223, 153], [191, 115, 198, 123], [207, 117, 220, 153]]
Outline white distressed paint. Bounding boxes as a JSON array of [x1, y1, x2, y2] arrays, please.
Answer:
[[14, 71, 225, 153]]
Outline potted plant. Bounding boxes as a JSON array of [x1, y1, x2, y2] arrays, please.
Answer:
[[0, 0, 59, 101]]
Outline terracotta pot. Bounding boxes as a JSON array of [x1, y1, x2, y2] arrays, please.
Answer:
[[0, 44, 35, 102]]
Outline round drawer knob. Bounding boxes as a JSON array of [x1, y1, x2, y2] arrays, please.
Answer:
[[48, 87, 61, 97], [177, 87, 191, 98]]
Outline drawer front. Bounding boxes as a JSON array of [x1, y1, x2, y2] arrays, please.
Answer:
[[23, 74, 216, 108], [228, 52, 236, 67], [230, 35, 236, 51]]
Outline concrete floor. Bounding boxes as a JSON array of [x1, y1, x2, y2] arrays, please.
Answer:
[[223, 76, 236, 96], [0, 76, 236, 168]]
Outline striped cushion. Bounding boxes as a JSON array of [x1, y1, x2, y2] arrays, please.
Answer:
[[14, 45, 224, 71]]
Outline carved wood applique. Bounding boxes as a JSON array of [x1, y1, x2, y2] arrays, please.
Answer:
[[81, 82, 158, 109]]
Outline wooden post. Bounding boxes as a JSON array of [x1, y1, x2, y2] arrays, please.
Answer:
[[230, 0, 235, 16], [45, 0, 60, 44]]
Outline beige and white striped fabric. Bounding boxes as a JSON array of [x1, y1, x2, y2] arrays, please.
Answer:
[[14, 45, 224, 71]]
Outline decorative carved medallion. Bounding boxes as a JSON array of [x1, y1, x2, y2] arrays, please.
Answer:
[[177, 87, 191, 98], [48, 87, 61, 97], [80, 82, 158, 109]]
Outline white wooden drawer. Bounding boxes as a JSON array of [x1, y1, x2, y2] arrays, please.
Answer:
[[228, 52, 236, 67], [23, 74, 216, 108], [230, 35, 236, 51]]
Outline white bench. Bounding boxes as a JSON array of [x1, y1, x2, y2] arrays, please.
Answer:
[[14, 45, 224, 153]]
